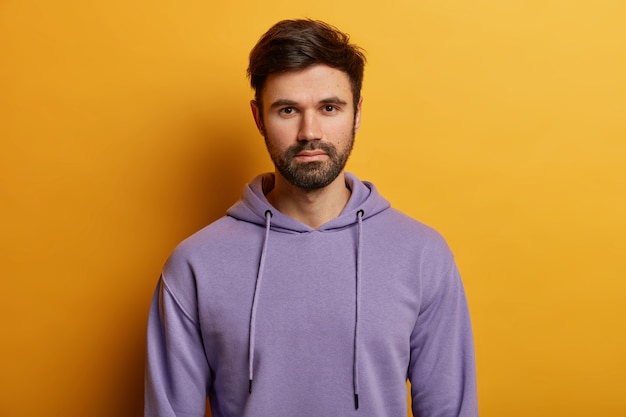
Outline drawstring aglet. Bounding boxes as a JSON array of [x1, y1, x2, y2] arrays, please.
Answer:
[[354, 393, 359, 410], [249, 379, 253, 394]]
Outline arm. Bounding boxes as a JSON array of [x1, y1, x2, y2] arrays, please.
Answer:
[[145, 277, 211, 417], [409, 261, 478, 417]]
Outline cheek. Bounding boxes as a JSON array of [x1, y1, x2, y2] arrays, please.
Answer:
[[328, 120, 356, 141], [264, 121, 297, 146]]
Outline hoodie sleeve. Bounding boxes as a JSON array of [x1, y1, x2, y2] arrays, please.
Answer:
[[408, 258, 478, 417], [145, 276, 211, 417]]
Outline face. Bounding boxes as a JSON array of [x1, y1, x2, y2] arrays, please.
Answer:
[[251, 64, 362, 190]]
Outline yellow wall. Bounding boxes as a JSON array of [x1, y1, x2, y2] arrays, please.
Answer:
[[1, 1, 625, 416]]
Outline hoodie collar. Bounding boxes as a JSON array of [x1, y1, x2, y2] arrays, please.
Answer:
[[226, 172, 390, 232]]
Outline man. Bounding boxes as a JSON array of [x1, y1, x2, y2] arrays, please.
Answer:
[[145, 19, 477, 417]]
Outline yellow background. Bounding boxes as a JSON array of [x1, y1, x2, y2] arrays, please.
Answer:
[[1, 1, 625, 416]]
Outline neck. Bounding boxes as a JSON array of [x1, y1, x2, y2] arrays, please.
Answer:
[[266, 172, 351, 229]]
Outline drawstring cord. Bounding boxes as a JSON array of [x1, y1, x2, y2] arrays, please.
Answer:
[[248, 209, 272, 393], [354, 209, 364, 410], [247, 208, 365, 412]]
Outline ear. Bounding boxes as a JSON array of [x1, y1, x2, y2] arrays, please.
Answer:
[[250, 100, 264, 135], [353, 96, 363, 133]]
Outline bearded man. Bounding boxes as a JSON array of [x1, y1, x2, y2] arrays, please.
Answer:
[[145, 19, 478, 417]]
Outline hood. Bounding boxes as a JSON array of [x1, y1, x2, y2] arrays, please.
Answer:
[[226, 172, 391, 232]]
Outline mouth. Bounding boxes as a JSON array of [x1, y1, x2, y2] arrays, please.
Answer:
[[296, 150, 327, 157], [294, 150, 328, 162]]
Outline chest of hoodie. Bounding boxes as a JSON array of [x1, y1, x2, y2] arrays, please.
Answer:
[[194, 226, 422, 375]]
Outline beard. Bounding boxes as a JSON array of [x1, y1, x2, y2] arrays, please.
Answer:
[[265, 131, 355, 190]]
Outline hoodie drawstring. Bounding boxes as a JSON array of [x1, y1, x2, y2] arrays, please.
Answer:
[[354, 209, 364, 410], [248, 209, 272, 394], [247, 208, 365, 411]]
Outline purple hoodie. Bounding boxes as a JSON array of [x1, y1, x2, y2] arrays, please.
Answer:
[[145, 172, 477, 417]]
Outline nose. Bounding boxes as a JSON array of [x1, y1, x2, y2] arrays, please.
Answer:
[[297, 112, 322, 141]]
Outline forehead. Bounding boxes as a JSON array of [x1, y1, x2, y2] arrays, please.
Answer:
[[261, 64, 353, 106]]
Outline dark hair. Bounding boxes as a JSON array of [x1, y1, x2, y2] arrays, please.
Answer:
[[247, 19, 366, 111]]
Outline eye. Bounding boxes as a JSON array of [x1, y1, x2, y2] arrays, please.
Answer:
[[279, 107, 296, 115], [322, 105, 338, 113]]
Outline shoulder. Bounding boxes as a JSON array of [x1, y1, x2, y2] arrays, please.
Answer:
[[367, 208, 458, 286], [370, 208, 452, 255], [160, 215, 258, 295], [169, 214, 260, 260]]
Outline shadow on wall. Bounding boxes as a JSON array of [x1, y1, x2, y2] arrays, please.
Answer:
[[108, 109, 261, 417], [166, 112, 262, 237]]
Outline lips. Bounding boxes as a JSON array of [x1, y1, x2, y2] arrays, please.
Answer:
[[284, 142, 335, 163], [293, 151, 328, 163], [296, 150, 327, 157]]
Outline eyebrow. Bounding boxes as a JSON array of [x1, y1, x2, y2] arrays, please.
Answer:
[[269, 96, 348, 109], [319, 96, 348, 106], [269, 99, 298, 109]]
